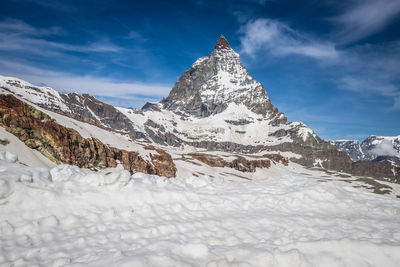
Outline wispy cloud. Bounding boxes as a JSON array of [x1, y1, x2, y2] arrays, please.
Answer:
[[0, 60, 171, 107], [0, 18, 64, 36], [126, 31, 147, 42], [238, 18, 339, 60], [334, 41, 400, 109], [371, 139, 399, 156], [0, 19, 121, 55], [332, 0, 400, 44], [339, 76, 400, 109]]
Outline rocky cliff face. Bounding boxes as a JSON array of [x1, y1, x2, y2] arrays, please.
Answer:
[[161, 36, 284, 121], [329, 140, 365, 161], [0, 94, 176, 177]]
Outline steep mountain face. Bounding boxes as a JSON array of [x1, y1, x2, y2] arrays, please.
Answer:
[[329, 140, 365, 161], [0, 75, 134, 133], [331, 135, 400, 167], [161, 36, 283, 122]]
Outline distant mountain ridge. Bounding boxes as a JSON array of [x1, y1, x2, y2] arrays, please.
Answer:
[[331, 135, 400, 167]]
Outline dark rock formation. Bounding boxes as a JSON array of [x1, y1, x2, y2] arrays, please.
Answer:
[[59, 93, 134, 132], [187, 153, 287, 172]]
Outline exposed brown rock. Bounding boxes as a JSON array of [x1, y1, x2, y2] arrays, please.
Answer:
[[0, 139, 9, 145], [262, 154, 289, 166], [0, 94, 176, 178], [231, 156, 271, 172], [187, 153, 279, 172], [188, 153, 230, 168]]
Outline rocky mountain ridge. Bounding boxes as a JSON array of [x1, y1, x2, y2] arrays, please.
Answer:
[[331, 135, 400, 167], [0, 75, 134, 133]]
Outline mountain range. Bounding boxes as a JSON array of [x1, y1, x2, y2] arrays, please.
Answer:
[[0, 36, 399, 184], [331, 135, 400, 167]]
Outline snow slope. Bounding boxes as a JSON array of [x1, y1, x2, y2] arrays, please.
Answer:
[[0, 75, 69, 112], [0, 126, 56, 168], [1, 151, 400, 266], [118, 103, 316, 146]]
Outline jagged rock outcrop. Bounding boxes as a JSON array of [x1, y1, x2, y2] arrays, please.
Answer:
[[329, 140, 365, 161], [0, 94, 176, 177]]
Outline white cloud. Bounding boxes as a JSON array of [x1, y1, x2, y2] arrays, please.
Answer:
[[238, 18, 339, 60], [0, 60, 171, 107], [333, 0, 400, 44], [371, 139, 399, 157], [334, 41, 400, 110], [0, 19, 121, 55], [126, 31, 147, 42], [0, 19, 64, 36]]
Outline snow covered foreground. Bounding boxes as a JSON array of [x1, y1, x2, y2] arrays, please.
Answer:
[[1, 152, 400, 267]]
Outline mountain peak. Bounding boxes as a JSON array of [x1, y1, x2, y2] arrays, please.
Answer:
[[214, 35, 231, 50], [162, 34, 282, 120]]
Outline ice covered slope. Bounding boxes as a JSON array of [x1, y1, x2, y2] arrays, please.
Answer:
[[118, 102, 317, 147], [161, 35, 282, 119], [1, 151, 400, 266], [0, 126, 56, 168]]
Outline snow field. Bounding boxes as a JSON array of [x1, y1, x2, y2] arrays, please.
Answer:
[[1, 151, 400, 266]]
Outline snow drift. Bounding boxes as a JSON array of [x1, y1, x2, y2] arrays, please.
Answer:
[[1, 150, 400, 266]]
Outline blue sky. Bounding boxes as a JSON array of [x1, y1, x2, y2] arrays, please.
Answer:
[[0, 0, 399, 141]]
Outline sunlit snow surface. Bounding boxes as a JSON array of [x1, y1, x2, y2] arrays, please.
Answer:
[[1, 152, 400, 266]]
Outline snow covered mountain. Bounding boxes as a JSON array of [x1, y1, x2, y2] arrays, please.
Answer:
[[161, 36, 282, 120], [120, 36, 323, 150], [1, 36, 400, 183], [330, 140, 365, 161], [331, 135, 400, 167]]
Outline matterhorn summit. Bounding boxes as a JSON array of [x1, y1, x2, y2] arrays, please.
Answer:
[[161, 35, 281, 120]]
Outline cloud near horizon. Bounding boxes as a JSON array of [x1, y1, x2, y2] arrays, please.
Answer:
[[0, 60, 171, 107]]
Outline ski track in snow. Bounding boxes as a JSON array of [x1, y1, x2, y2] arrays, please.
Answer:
[[1, 152, 400, 266]]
